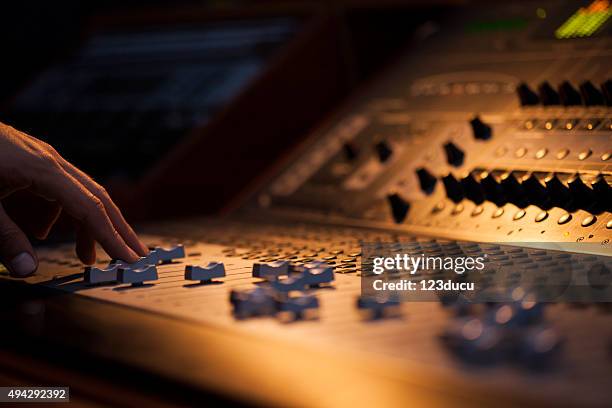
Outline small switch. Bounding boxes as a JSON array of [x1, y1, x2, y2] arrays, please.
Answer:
[[538, 81, 560, 105], [558, 81, 582, 106], [516, 82, 539, 106]]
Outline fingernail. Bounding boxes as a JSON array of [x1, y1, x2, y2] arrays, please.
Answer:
[[10, 252, 37, 277]]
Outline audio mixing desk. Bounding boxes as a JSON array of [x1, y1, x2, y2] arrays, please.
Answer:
[[2, 1, 612, 406]]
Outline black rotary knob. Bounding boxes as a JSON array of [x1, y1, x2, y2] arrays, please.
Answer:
[[579, 81, 605, 106], [480, 171, 506, 206], [538, 81, 560, 105], [591, 174, 612, 212], [416, 167, 437, 194], [522, 173, 550, 208], [470, 116, 492, 140], [460, 173, 485, 204], [544, 173, 571, 208], [375, 141, 393, 163], [343, 142, 359, 161], [558, 81, 582, 106], [441, 173, 464, 203], [567, 173, 595, 210], [516, 82, 539, 106], [443, 141, 465, 167], [500, 171, 528, 207], [387, 193, 410, 223], [601, 79, 612, 106]]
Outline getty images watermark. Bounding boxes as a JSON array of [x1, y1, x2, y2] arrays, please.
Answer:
[[361, 241, 612, 302]]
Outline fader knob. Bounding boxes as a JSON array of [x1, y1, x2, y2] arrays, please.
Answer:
[[480, 172, 506, 206], [470, 116, 492, 140], [516, 82, 539, 106], [416, 167, 437, 194], [441, 173, 464, 203], [558, 81, 582, 106], [567, 173, 595, 209], [118, 265, 158, 286], [375, 141, 393, 163], [601, 79, 612, 106], [544, 173, 571, 208], [460, 173, 485, 204], [579, 81, 605, 106], [443, 141, 465, 167], [387, 193, 410, 223]]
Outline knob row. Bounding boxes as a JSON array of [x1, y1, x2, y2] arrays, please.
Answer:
[[437, 170, 611, 213], [517, 80, 612, 107]]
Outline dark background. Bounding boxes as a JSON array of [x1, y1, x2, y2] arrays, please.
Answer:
[[0, 0, 453, 222]]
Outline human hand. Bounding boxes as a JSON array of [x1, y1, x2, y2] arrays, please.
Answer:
[[0, 121, 148, 277]]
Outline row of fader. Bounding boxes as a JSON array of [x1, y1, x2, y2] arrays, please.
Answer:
[[84, 245, 186, 286]]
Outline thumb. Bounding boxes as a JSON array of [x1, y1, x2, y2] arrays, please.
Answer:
[[0, 203, 37, 277]]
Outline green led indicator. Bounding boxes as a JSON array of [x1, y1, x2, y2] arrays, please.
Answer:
[[555, 0, 612, 39]]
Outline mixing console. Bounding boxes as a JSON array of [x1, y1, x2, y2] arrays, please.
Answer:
[[1, 1, 612, 406]]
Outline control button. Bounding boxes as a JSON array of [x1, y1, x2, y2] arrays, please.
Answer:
[[471, 205, 484, 217], [375, 141, 393, 163], [451, 203, 465, 215], [460, 173, 485, 204], [537, 81, 560, 105], [567, 173, 595, 208], [153, 245, 186, 263], [295, 262, 335, 287], [277, 294, 319, 318], [534, 148, 548, 159], [578, 149, 592, 161], [513, 209, 526, 221], [558, 81, 582, 106], [535, 211, 549, 222], [523, 119, 536, 130], [387, 193, 410, 223], [556, 148, 570, 159], [606, 220, 612, 229], [442, 173, 464, 203], [480, 171, 506, 206], [443, 141, 465, 167], [470, 116, 492, 140], [357, 295, 401, 319], [544, 173, 571, 207], [522, 173, 549, 207], [269, 275, 307, 293], [185, 262, 226, 283], [542, 119, 556, 130], [580, 81, 605, 106], [416, 167, 437, 194], [432, 201, 446, 214], [515, 147, 527, 158], [583, 119, 601, 130], [495, 146, 507, 157], [581, 215, 597, 227], [601, 152, 611, 161], [561, 119, 578, 130], [84, 264, 121, 285], [492, 207, 505, 218], [601, 79, 612, 106], [343, 142, 359, 161], [253, 260, 291, 280], [557, 213, 572, 225], [230, 287, 276, 319], [516, 83, 539, 106], [118, 265, 158, 287]]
